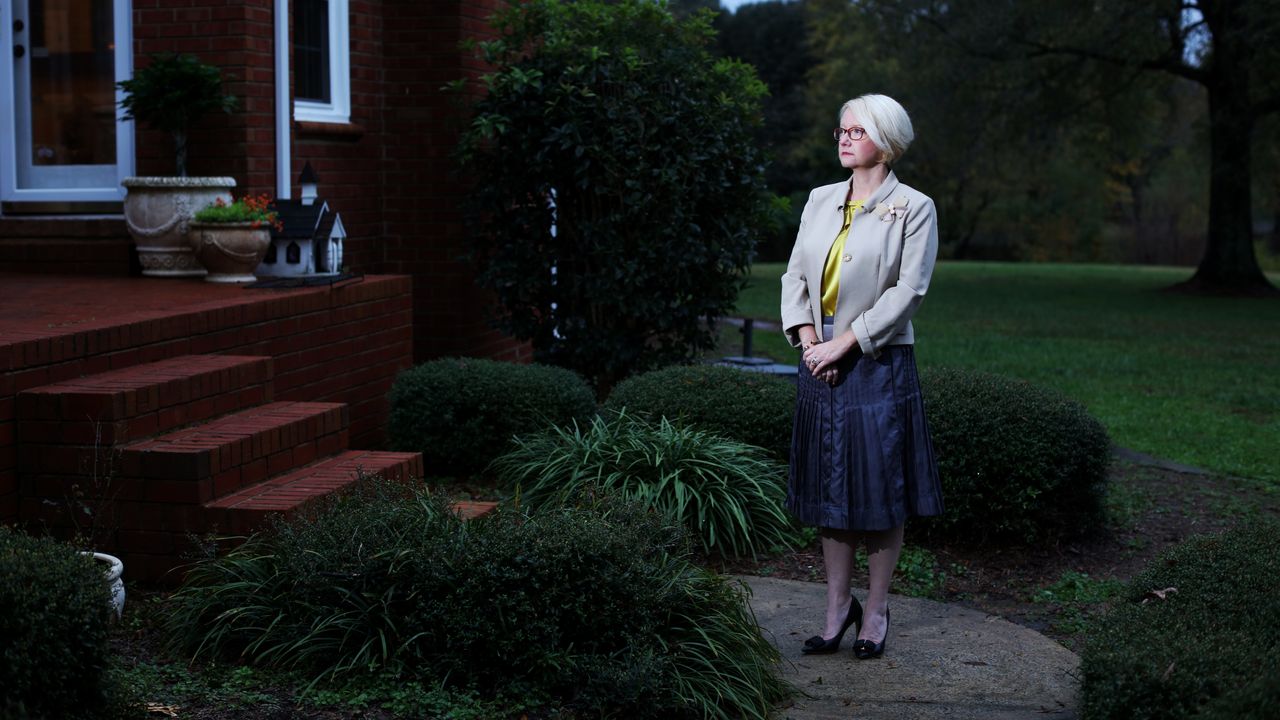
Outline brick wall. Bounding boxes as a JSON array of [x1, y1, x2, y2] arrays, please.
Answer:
[[131, 0, 276, 196], [0, 218, 134, 275], [245, 0, 528, 362], [291, 0, 384, 274], [0, 274, 413, 523], [376, 0, 529, 362]]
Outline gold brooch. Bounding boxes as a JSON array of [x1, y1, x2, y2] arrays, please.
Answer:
[[875, 195, 910, 222]]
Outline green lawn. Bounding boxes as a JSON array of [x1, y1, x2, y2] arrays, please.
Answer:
[[737, 261, 1280, 485]]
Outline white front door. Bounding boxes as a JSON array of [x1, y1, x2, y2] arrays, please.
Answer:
[[0, 0, 133, 205]]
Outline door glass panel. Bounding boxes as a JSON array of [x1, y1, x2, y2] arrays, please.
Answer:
[[16, 0, 117, 189]]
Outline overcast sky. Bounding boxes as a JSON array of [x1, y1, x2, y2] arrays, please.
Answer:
[[718, 0, 767, 12]]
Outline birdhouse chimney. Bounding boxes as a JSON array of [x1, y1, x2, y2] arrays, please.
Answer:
[[299, 161, 319, 206]]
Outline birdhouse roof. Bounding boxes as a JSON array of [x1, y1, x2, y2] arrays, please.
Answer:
[[298, 161, 320, 185], [316, 210, 337, 240], [271, 199, 332, 240]]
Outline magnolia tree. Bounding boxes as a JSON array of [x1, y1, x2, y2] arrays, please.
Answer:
[[456, 0, 773, 391]]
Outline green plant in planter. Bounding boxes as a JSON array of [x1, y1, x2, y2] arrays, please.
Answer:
[[117, 52, 237, 177], [193, 193, 282, 231]]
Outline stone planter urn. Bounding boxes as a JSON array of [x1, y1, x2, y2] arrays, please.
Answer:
[[122, 176, 236, 277], [82, 551, 125, 620], [189, 221, 272, 283]]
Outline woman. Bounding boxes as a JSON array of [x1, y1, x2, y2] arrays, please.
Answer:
[[779, 93, 944, 659]]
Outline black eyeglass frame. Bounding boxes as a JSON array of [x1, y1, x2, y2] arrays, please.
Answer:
[[833, 126, 867, 142]]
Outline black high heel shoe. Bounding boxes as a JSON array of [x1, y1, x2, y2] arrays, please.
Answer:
[[801, 597, 863, 655], [852, 608, 889, 659]]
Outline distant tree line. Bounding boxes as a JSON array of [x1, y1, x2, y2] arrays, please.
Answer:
[[680, 0, 1280, 294]]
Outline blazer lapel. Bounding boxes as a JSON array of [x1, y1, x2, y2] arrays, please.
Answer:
[[843, 170, 902, 252], [835, 171, 902, 320], [861, 170, 901, 217], [807, 183, 848, 256]]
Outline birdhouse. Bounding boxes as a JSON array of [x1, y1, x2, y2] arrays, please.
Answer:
[[258, 164, 345, 277]]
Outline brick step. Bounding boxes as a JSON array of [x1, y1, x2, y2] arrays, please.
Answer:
[[204, 450, 425, 534], [17, 354, 273, 446], [120, 401, 348, 503], [452, 500, 499, 519]]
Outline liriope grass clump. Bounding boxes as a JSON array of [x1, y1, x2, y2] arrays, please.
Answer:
[[492, 412, 798, 558], [165, 478, 791, 719]]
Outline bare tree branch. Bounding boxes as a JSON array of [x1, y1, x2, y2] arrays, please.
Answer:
[[908, 3, 1209, 86], [1015, 38, 1209, 85], [914, 12, 1015, 63]]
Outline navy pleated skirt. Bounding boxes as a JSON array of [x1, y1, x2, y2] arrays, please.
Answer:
[[787, 320, 944, 531]]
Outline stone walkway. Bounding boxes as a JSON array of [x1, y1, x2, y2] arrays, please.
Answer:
[[738, 575, 1081, 719]]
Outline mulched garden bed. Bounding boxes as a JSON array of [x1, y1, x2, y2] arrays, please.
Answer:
[[107, 456, 1278, 717]]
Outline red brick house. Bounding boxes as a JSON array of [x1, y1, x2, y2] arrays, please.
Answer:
[[0, 0, 524, 578], [1, 0, 524, 361]]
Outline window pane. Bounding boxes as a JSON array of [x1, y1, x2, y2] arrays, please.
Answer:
[[294, 0, 329, 103], [28, 0, 117, 167]]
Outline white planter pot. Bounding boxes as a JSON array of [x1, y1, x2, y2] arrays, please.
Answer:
[[83, 551, 125, 620], [122, 176, 236, 277], [189, 221, 272, 283]]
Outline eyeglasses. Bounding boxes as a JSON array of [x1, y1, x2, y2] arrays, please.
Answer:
[[833, 126, 867, 142]]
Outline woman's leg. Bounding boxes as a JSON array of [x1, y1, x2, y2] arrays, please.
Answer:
[[858, 524, 904, 642], [819, 527, 859, 638]]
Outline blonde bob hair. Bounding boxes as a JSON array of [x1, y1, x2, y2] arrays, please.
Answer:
[[838, 94, 914, 165]]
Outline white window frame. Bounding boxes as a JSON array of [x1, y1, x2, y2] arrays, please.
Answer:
[[0, 0, 134, 204], [292, 0, 350, 125]]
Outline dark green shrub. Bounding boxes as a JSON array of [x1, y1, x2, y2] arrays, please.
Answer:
[[0, 526, 113, 719], [492, 413, 797, 557], [387, 358, 596, 477], [454, 0, 773, 390], [919, 367, 1111, 542], [167, 479, 790, 719], [604, 364, 795, 459], [1198, 656, 1280, 720], [1080, 521, 1280, 720]]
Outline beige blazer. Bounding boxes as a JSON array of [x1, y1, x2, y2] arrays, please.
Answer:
[[780, 170, 938, 358]]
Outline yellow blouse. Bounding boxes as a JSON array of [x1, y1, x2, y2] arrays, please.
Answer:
[[819, 200, 864, 317]]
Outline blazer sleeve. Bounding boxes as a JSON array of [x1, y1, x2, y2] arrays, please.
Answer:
[[780, 189, 819, 347], [853, 196, 939, 357]]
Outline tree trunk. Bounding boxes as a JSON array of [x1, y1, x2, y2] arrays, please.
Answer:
[[173, 130, 189, 178], [1270, 208, 1280, 256], [1176, 2, 1276, 295]]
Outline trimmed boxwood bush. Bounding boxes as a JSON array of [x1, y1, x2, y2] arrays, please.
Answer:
[[919, 367, 1111, 542], [604, 364, 796, 459], [493, 413, 797, 558], [1080, 521, 1280, 720], [166, 479, 791, 719], [388, 358, 596, 477], [0, 526, 113, 719]]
